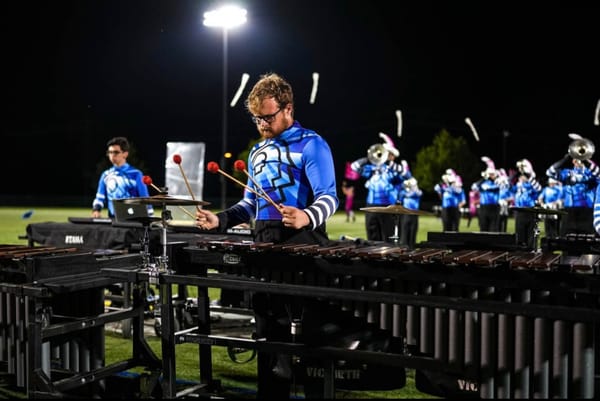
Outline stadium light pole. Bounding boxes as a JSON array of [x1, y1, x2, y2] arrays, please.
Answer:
[[203, 5, 247, 210]]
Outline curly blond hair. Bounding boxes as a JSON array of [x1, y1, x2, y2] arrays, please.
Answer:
[[245, 73, 294, 115]]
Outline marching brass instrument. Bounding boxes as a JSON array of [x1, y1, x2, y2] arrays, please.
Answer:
[[367, 143, 389, 166], [441, 173, 455, 185], [516, 158, 533, 175], [403, 177, 418, 190], [568, 136, 595, 161]]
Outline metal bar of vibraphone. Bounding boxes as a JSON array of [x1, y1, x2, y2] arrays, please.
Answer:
[[514, 288, 531, 398], [379, 277, 392, 332], [61, 341, 70, 370], [366, 276, 379, 325], [7, 292, 15, 377], [573, 321, 595, 398], [14, 293, 20, 385], [51, 344, 60, 373], [433, 301, 448, 361], [80, 336, 91, 374], [552, 292, 570, 399], [448, 284, 464, 374], [480, 286, 496, 399], [41, 342, 51, 379], [405, 281, 419, 355], [433, 282, 448, 364], [70, 339, 80, 373], [16, 293, 25, 388], [23, 294, 38, 391], [496, 289, 513, 398], [533, 316, 549, 398], [391, 279, 406, 353], [341, 274, 353, 313], [419, 281, 433, 356], [28, 298, 44, 396], [533, 290, 550, 398], [464, 286, 479, 375], [352, 275, 366, 318]]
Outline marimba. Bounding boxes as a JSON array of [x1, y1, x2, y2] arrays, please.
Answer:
[[165, 237, 600, 399], [0, 245, 161, 398]]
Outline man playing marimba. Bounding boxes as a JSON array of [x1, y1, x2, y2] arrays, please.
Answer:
[[196, 73, 338, 399]]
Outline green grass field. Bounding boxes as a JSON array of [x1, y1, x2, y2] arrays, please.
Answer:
[[0, 206, 521, 398]]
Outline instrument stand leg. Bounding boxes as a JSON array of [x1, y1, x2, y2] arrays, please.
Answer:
[[157, 209, 172, 275], [141, 224, 151, 267], [533, 216, 541, 253], [159, 281, 177, 398], [139, 222, 162, 285]]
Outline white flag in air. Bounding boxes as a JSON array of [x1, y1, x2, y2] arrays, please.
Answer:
[[230, 73, 250, 107], [396, 110, 402, 137], [465, 117, 479, 142], [310, 72, 319, 104]]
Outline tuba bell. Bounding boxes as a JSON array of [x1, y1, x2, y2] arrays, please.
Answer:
[[568, 136, 595, 161], [367, 143, 389, 166]]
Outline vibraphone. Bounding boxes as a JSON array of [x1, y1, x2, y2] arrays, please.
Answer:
[[160, 237, 600, 399], [0, 244, 161, 398]]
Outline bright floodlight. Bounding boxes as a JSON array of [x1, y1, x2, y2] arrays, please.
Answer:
[[203, 5, 247, 29]]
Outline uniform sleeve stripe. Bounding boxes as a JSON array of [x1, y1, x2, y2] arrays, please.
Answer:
[[305, 195, 338, 228]]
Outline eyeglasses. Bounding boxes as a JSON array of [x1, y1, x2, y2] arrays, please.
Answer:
[[251, 107, 282, 125], [106, 150, 122, 156]]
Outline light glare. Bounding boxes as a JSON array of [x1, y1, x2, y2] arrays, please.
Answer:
[[203, 5, 247, 29]]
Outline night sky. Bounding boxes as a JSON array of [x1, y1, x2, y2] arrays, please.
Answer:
[[4, 0, 599, 206]]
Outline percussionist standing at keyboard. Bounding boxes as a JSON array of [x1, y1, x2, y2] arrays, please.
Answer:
[[196, 73, 338, 399], [92, 136, 152, 218]]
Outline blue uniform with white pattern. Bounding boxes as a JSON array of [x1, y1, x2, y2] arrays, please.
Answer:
[[92, 163, 151, 217], [548, 162, 599, 235], [434, 183, 466, 208], [398, 185, 422, 248], [512, 179, 541, 208], [218, 121, 338, 231], [350, 154, 410, 241]]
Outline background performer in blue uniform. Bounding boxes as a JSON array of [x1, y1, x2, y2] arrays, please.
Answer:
[[434, 168, 466, 232], [471, 157, 504, 232], [92, 136, 152, 218], [512, 159, 542, 249], [547, 151, 599, 236], [398, 177, 422, 249], [538, 177, 564, 239], [351, 133, 411, 242], [196, 73, 338, 399]]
